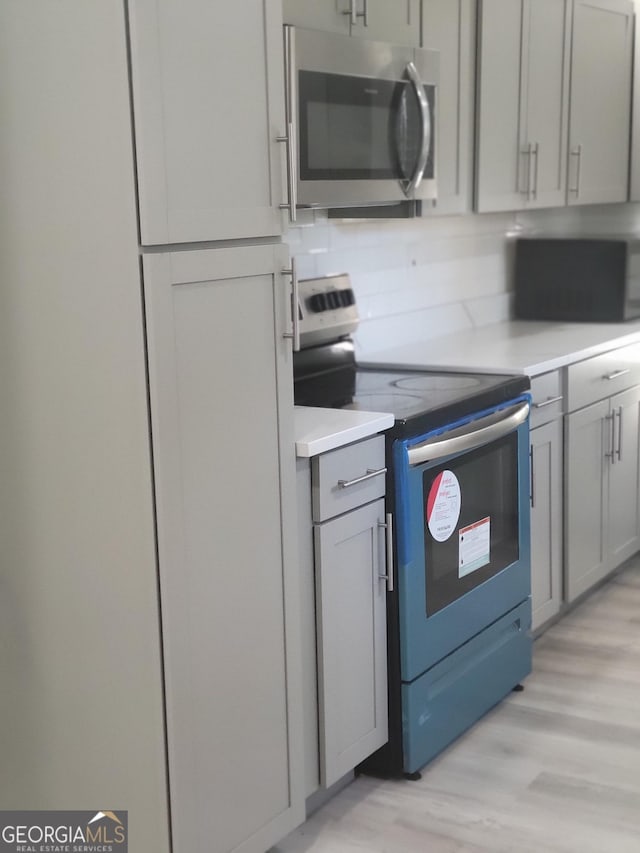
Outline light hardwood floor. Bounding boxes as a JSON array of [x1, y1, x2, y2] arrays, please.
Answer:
[[274, 558, 640, 853]]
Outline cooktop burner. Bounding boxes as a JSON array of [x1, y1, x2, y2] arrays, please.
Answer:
[[391, 374, 481, 392]]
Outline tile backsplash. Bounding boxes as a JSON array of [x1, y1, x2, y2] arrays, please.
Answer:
[[286, 203, 640, 357]]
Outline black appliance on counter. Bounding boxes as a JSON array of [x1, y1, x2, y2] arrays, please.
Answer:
[[294, 274, 533, 778], [514, 236, 640, 322]]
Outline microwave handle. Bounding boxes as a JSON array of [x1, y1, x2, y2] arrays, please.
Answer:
[[402, 61, 431, 197], [407, 401, 530, 466]]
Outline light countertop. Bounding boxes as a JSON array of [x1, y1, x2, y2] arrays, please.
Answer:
[[294, 406, 394, 458], [361, 319, 640, 377]]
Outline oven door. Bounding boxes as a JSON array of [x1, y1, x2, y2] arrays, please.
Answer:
[[393, 398, 531, 683], [286, 26, 438, 209]]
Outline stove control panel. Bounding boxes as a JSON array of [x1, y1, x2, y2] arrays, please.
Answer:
[[298, 273, 359, 348]]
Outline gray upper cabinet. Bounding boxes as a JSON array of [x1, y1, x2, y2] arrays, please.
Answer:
[[567, 0, 634, 206], [630, 8, 640, 200], [143, 243, 304, 853], [283, 0, 420, 45], [476, 0, 571, 212], [421, 0, 476, 215], [127, 0, 287, 245]]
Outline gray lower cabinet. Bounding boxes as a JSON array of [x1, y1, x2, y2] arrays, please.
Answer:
[[282, 0, 420, 45], [565, 385, 640, 602], [127, 0, 287, 245], [297, 435, 389, 793], [143, 243, 304, 853], [421, 0, 476, 215], [567, 0, 634, 205], [530, 419, 563, 631], [314, 498, 389, 787]]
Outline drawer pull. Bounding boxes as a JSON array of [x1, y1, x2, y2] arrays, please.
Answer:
[[377, 513, 394, 593], [604, 368, 630, 381], [533, 395, 563, 409], [337, 467, 386, 489]]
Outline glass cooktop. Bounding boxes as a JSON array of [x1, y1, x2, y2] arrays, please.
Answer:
[[344, 368, 530, 437]]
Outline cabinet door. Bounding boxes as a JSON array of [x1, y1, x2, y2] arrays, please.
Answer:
[[128, 0, 286, 245], [314, 499, 388, 788], [565, 399, 609, 603], [607, 385, 640, 568], [530, 420, 563, 631], [422, 0, 475, 215], [143, 244, 304, 853], [568, 0, 633, 206], [522, 0, 571, 209], [475, 0, 525, 211], [350, 0, 421, 45]]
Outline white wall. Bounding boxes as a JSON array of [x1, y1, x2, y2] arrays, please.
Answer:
[[286, 203, 640, 356]]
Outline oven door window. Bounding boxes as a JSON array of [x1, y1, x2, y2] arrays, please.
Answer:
[[423, 432, 519, 616], [298, 70, 433, 182]]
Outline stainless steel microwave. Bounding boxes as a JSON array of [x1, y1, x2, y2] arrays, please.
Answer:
[[282, 26, 438, 211]]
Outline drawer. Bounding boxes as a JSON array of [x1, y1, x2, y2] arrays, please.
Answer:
[[566, 343, 640, 412], [312, 434, 386, 522], [530, 371, 564, 428]]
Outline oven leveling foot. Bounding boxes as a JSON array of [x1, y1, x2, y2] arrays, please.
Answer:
[[512, 683, 525, 692], [404, 771, 422, 782]]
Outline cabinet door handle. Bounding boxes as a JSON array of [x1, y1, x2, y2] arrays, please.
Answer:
[[569, 144, 582, 196], [617, 406, 623, 462], [279, 27, 297, 223], [359, 0, 369, 26], [529, 446, 535, 508], [604, 368, 630, 381], [276, 122, 297, 224], [377, 513, 394, 593], [281, 257, 300, 352], [533, 395, 563, 409], [532, 142, 539, 200], [342, 0, 358, 25], [520, 145, 532, 198], [337, 467, 387, 489], [605, 413, 616, 463]]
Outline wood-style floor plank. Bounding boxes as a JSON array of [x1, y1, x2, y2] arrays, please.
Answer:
[[273, 558, 640, 853]]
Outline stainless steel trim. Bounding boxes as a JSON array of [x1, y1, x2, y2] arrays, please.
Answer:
[[533, 395, 563, 409], [403, 61, 431, 197], [282, 257, 300, 352], [407, 401, 530, 466], [605, 412, 615, 461], [530, 446, 535, 508], [569, 144, 582, 195], [377, 513, 394, 593], [604, 368, 631, 381], [338, 466, 387, 489], [617, 405, 623, 461]]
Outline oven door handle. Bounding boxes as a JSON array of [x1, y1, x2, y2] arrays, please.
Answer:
[[402, 61, 431, 198], [407, 401, 530, 466]]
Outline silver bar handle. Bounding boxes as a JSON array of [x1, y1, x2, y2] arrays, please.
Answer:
[[569, 144, 582, 195], [533, 395, 563, 409], [403, 62, 431, 197], [532, 142, 539, 200], [529, 446, 535, 508], [281, 257, 300, 352], [338, 466, 387, 489], [604, 368, 630, 381], [605, 412, 615, 461], [359, 0, 369, 25], [617, 406, 623, 462], [520, 145, 532, 197], [407, 401, 530, 466], [343, 0, 358, 25], [527, 143, 534, 201], [276, 123, 297, 223], [377, 513, 394, 593]]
